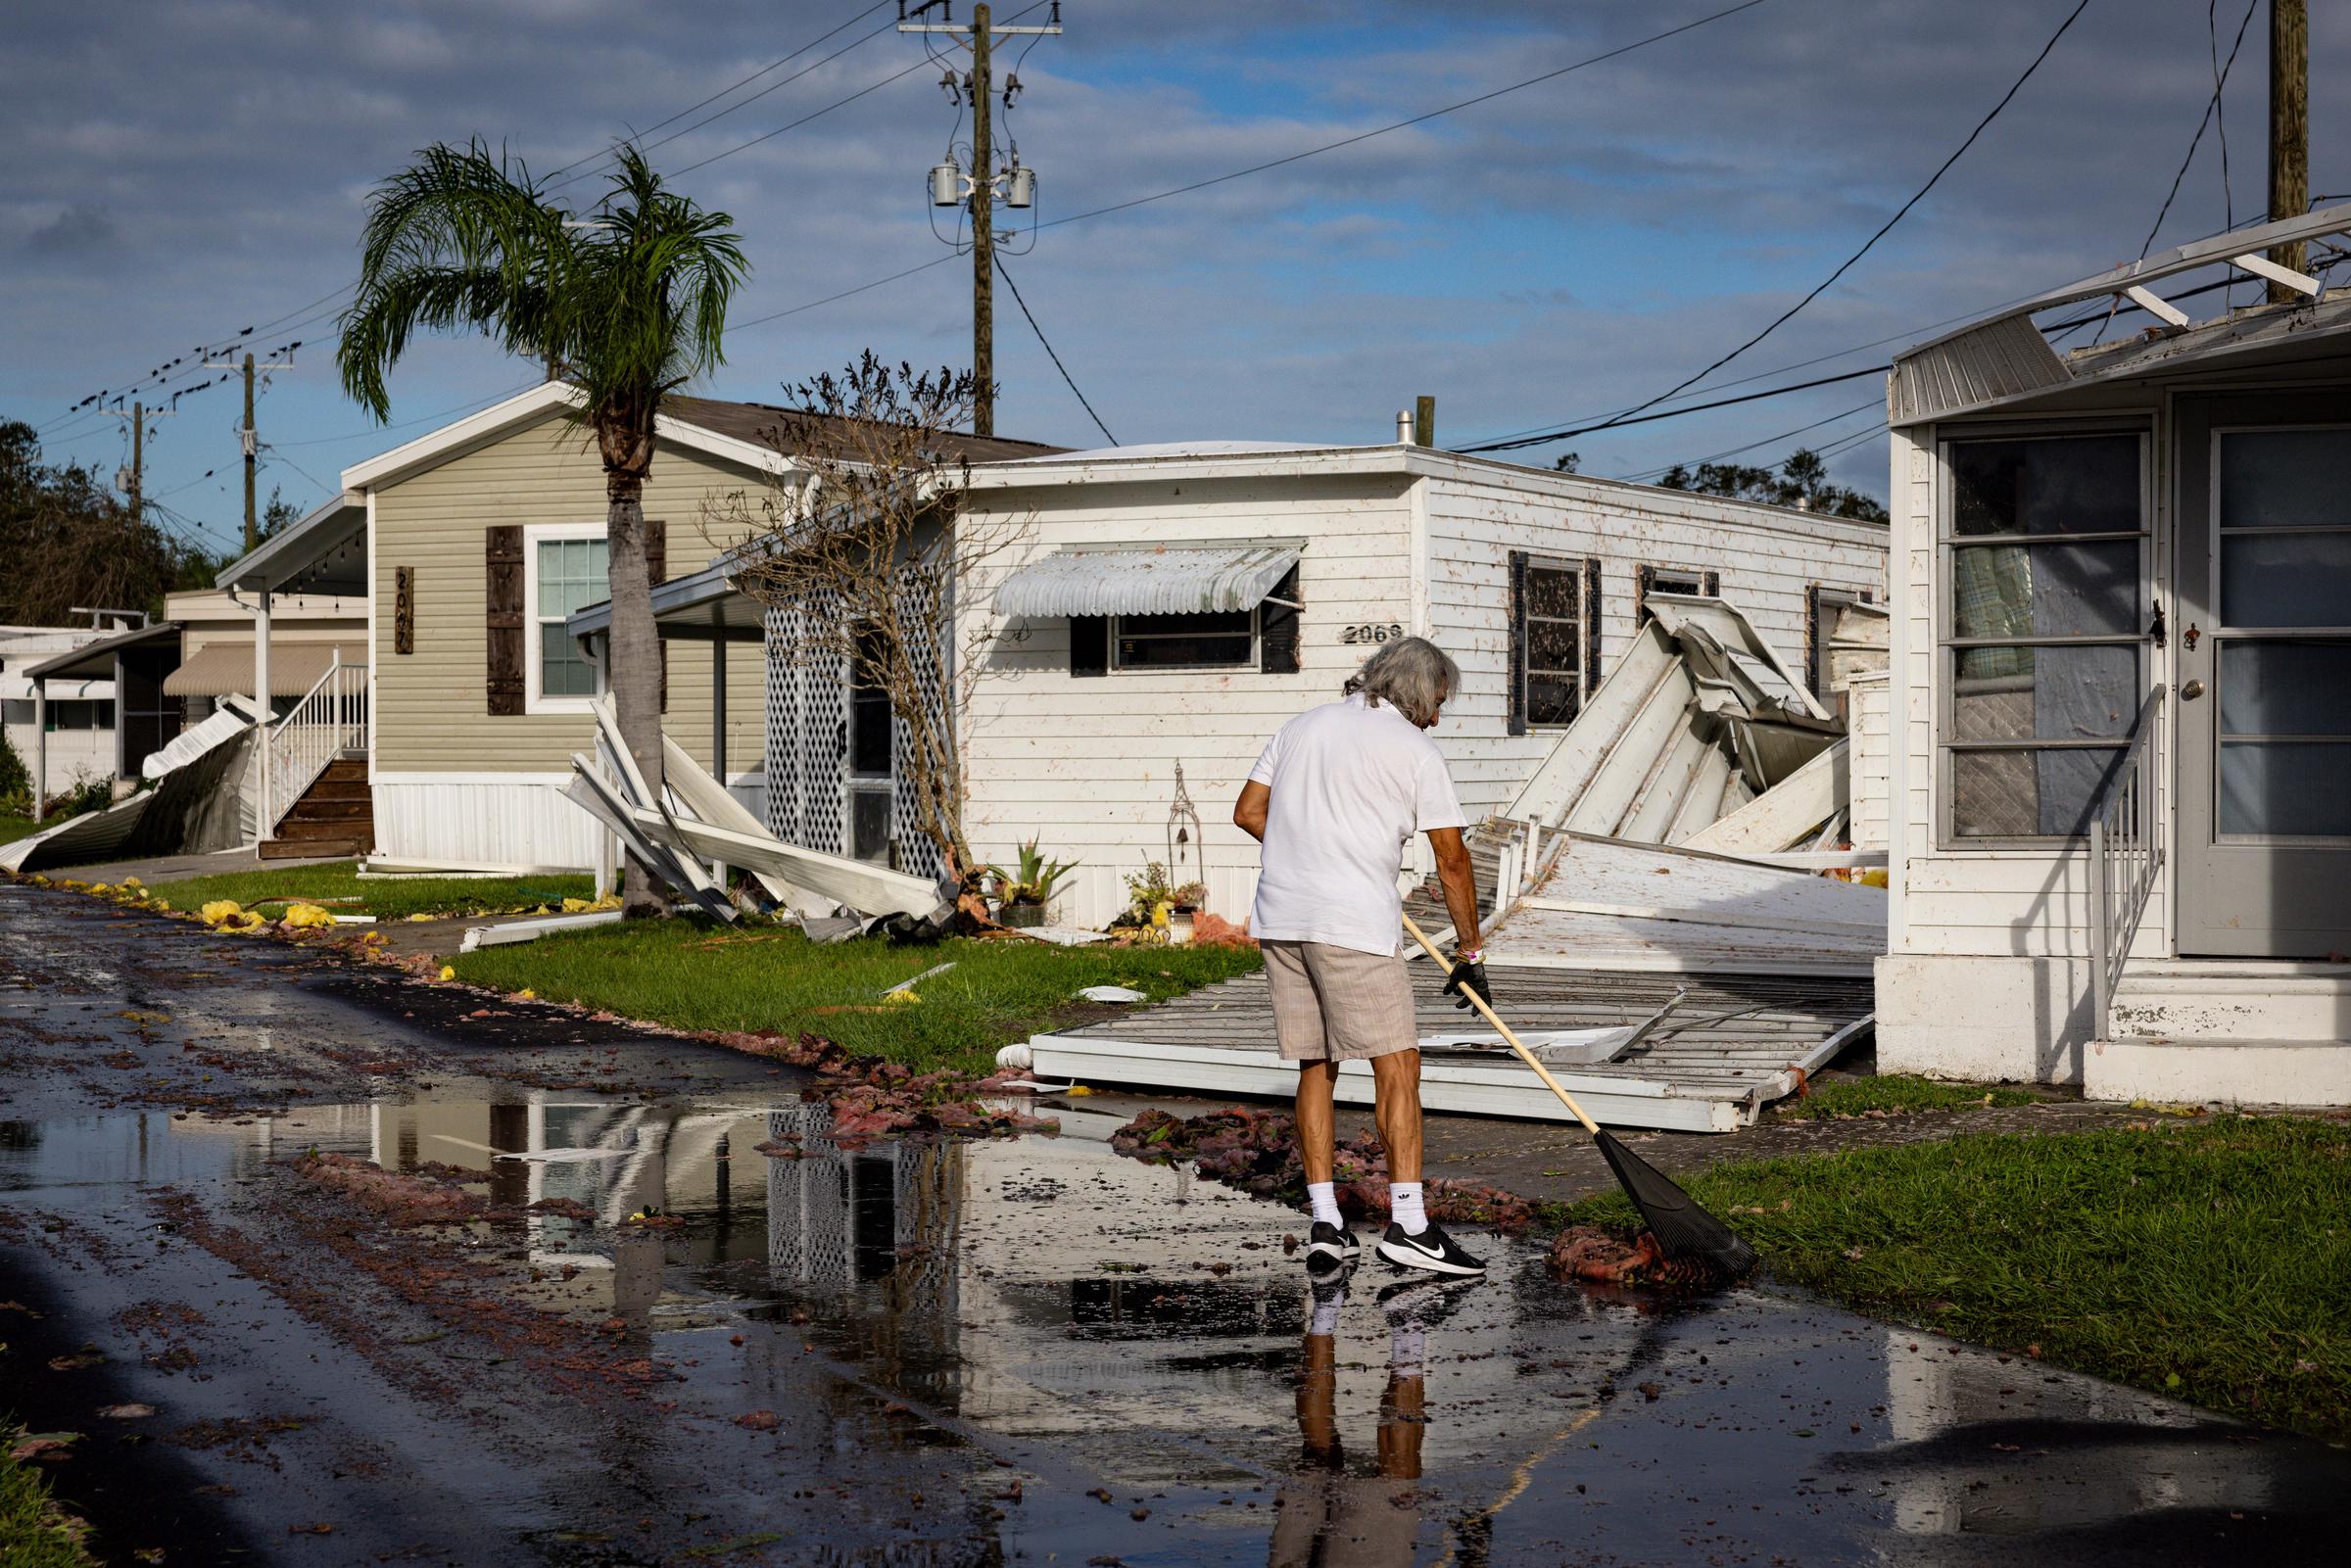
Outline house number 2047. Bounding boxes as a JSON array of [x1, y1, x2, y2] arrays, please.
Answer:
[[1340, 623, 1405, 644]]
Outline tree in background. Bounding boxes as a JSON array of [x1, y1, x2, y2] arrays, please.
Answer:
[[0, 420, 215, 623], [1655, 447, 1888, 522], [338, 140, 748, 916], [715, 356, 1030, 887], [1552, 451, 1581, 473]]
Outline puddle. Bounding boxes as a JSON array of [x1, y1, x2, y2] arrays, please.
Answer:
[[4, 1090, 2345, 1566]]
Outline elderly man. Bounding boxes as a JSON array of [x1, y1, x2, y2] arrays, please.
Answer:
[[1234, 636, 1489, 1278]]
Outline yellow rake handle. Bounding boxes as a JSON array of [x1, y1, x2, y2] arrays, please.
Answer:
[[1401, 912, 1603, 1136]]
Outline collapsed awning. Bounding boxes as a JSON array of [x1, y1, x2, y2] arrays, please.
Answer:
[[163, 642, 368, 697], [992, 542, 1302, 618]]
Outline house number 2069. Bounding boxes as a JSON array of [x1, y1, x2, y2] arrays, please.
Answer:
[[1340, 623, 1405, 644]]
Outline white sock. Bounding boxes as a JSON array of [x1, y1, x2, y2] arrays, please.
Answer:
[[1307, 1181, 1341, 1229], [1390, 1182, 1427, 1235]]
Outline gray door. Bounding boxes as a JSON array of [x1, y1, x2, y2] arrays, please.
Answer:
[[2174, 395, 2351, 957]]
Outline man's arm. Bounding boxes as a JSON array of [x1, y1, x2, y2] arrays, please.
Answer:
[[1425, 827, 1481, 951], [1426, 826, 1492, 1013], [1233, 780, 1271, 842]]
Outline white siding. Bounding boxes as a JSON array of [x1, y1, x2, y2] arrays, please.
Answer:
[[1420, 470, 1888, 820], [950, 455, 1889, 930], [374, 774, 602, 868], [1847, 670, 1891, 851], [955, 472, 1414, 928]]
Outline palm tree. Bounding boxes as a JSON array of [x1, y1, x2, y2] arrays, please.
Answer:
[[338, 140, 748, 915]]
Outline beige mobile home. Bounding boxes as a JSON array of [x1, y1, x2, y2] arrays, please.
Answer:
[[1875, 205, 2351, 1106], [215, 382, 1054, 867]]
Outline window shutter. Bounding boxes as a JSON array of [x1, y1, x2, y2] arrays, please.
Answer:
[[1506, 549, 1528, 736], [485, 526, 524, 715], [1582, 556, 1603, 699], [1259, 565, 1301, 674], [1702, 569, 1720, 596], [645, 518, 668, 712], [1070, 616, 1108, 677], [1634, 563, 1656, 624]]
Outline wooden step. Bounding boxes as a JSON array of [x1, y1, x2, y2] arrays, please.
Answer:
[[280, 797, 372, 824], [301, 778, 372, 802], [271, 815, 374, 842]]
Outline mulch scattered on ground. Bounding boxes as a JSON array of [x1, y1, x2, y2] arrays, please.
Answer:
[[1109, 1106, 1537, 1231]]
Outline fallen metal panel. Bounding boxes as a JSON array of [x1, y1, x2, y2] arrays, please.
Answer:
[[458, 910, 626, 952], [658, 736, 822, 910], [1025, 1034, 1751, 1132], [641, 811, 938, 918], [1683, 739, 1848, 854]]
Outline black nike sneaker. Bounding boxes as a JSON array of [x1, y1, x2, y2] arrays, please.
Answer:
[[1374, 1218, 1486, 1276], [1305, 1220, 1362, 1276]]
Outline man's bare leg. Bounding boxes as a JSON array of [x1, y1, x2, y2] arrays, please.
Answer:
[[1295, 1060, 1339, 1185], [1368, 1049, 1422, 1184]]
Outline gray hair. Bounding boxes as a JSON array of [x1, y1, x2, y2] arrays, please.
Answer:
[[1343, 636, 1461, 728]]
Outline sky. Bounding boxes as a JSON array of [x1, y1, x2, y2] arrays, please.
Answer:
[[3, 0, 2345, 556]]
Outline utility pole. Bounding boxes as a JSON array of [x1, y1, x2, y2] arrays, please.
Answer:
[[2268, 0, 2309, 302], [104, 402, 173, 522], [204, 347, 297, 551], [972, 4, 993, 435], [905, 1, 1061, 437]]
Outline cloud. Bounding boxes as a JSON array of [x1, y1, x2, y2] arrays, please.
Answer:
[[25, 204, 119, 260]]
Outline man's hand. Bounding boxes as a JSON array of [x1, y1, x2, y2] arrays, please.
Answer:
[[1442, 956, 1492, 1014]]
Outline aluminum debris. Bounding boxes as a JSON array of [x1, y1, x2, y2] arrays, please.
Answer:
[[992, 541, 1302, 618]]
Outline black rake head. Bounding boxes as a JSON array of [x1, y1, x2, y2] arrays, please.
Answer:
[[1594, 1129, 1758, 1282]]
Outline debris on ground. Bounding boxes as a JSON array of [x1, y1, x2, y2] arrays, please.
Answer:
[[1548, 1223, 1754, 1288], [1109, 1107, 1535, 1231], [290, 1151, 485, 1227]]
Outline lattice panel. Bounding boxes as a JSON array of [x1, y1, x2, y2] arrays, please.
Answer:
[[888, 573, 950, 883], [762, 599, 847, 855], [764, 1104, 851, 1285]]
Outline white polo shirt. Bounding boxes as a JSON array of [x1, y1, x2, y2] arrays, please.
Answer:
[[1246, 693, 1468, 956]]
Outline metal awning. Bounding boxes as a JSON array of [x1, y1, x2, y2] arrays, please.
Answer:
[[163, 641, 367, 697], [993, 541, 1303, 618], [214, 495, 368, 595], [23, 621, 181, 683], [567, 555, 769, 643], [0, 675, 113, 702]]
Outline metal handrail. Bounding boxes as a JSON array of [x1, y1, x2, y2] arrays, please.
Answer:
[[265, 654, 369, 832], [2086, 684, 2166, 1045]]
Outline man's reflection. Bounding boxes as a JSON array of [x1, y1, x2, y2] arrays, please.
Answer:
[[1270, 1276, 1462, 1567]]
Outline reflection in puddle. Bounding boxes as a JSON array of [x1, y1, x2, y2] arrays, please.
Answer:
[[5, 1089, 2344, 1565]]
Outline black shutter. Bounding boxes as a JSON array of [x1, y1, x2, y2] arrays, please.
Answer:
[[1259, 565, 1301, 674], [1582, 556, 1604, 700], [485, 526, 524, 715], [1506, 549, 1528, 736], [1634, 563, 1656, 624], [1702, 568, 1720, 596], [1070, 616, 1108, 677], [1804, 584, 1825, 703]]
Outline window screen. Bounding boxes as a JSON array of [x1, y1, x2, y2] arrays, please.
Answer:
[[1114, 609, 1255, 670], [1941, 433, 2146, 839], [1522, 562, 1584, 727]]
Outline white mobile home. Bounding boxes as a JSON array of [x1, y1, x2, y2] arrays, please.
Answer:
[[632, 438, 1887, 930], [1876, 205, 2351, 1106]]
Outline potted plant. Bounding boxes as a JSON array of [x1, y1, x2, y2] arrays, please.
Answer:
[[1169, 880, 1209, 945], [984, 839, 1078, 928]]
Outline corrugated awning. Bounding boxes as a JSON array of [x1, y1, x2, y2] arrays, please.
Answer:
[[993, 543, 1302, 618], [164, 642, 368, 698]]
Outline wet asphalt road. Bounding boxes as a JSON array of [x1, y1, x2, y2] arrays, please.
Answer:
[[4, 880, 2348, 1567]]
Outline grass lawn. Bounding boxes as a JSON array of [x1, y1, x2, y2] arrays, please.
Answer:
[[0, 1429, 96, 1568], [1774, 1073, 2043, 1120], [449, 920, 1265, 1076], [148, 861, 597, 923], [1564, 1115, 2351, 1441], [0, 813, 40, 846]]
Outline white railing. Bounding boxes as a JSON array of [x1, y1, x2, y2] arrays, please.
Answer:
[[2086, 685, 2165, 1045], [266, 655, 368, 832]]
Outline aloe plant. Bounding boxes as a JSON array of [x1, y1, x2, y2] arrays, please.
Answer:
[[983, 838, 1078, 907]]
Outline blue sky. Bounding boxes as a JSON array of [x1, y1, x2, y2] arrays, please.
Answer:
[[4, 0, 2344, 555]]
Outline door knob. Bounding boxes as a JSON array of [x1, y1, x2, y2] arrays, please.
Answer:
[[2182, 679, 2207, 701]]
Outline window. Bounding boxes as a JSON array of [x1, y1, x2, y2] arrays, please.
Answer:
[[1939, 431, 2148, 841], [1113, 608, 1256, 670], [1636, 564, 1715, 623], [528, 527, 608, 711], [1511, 554, 1590, 729]]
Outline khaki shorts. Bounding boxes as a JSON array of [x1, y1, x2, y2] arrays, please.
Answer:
[[1263, 940, 1419, 1063]]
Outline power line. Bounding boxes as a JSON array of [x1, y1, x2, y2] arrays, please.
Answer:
[[996, 259, 1117, 446], [1458, 364, 1888, 452], [1511, 0, 2093, 456], [2135, 0, 2258, 261], [1037, 0, 1774, 234], [730, 255, 960, 332], [1617, 399, 1881, 483], [543, 1, 893, 184]]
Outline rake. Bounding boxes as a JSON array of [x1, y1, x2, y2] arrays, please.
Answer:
[[1400, 914, 1757, 1280]]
